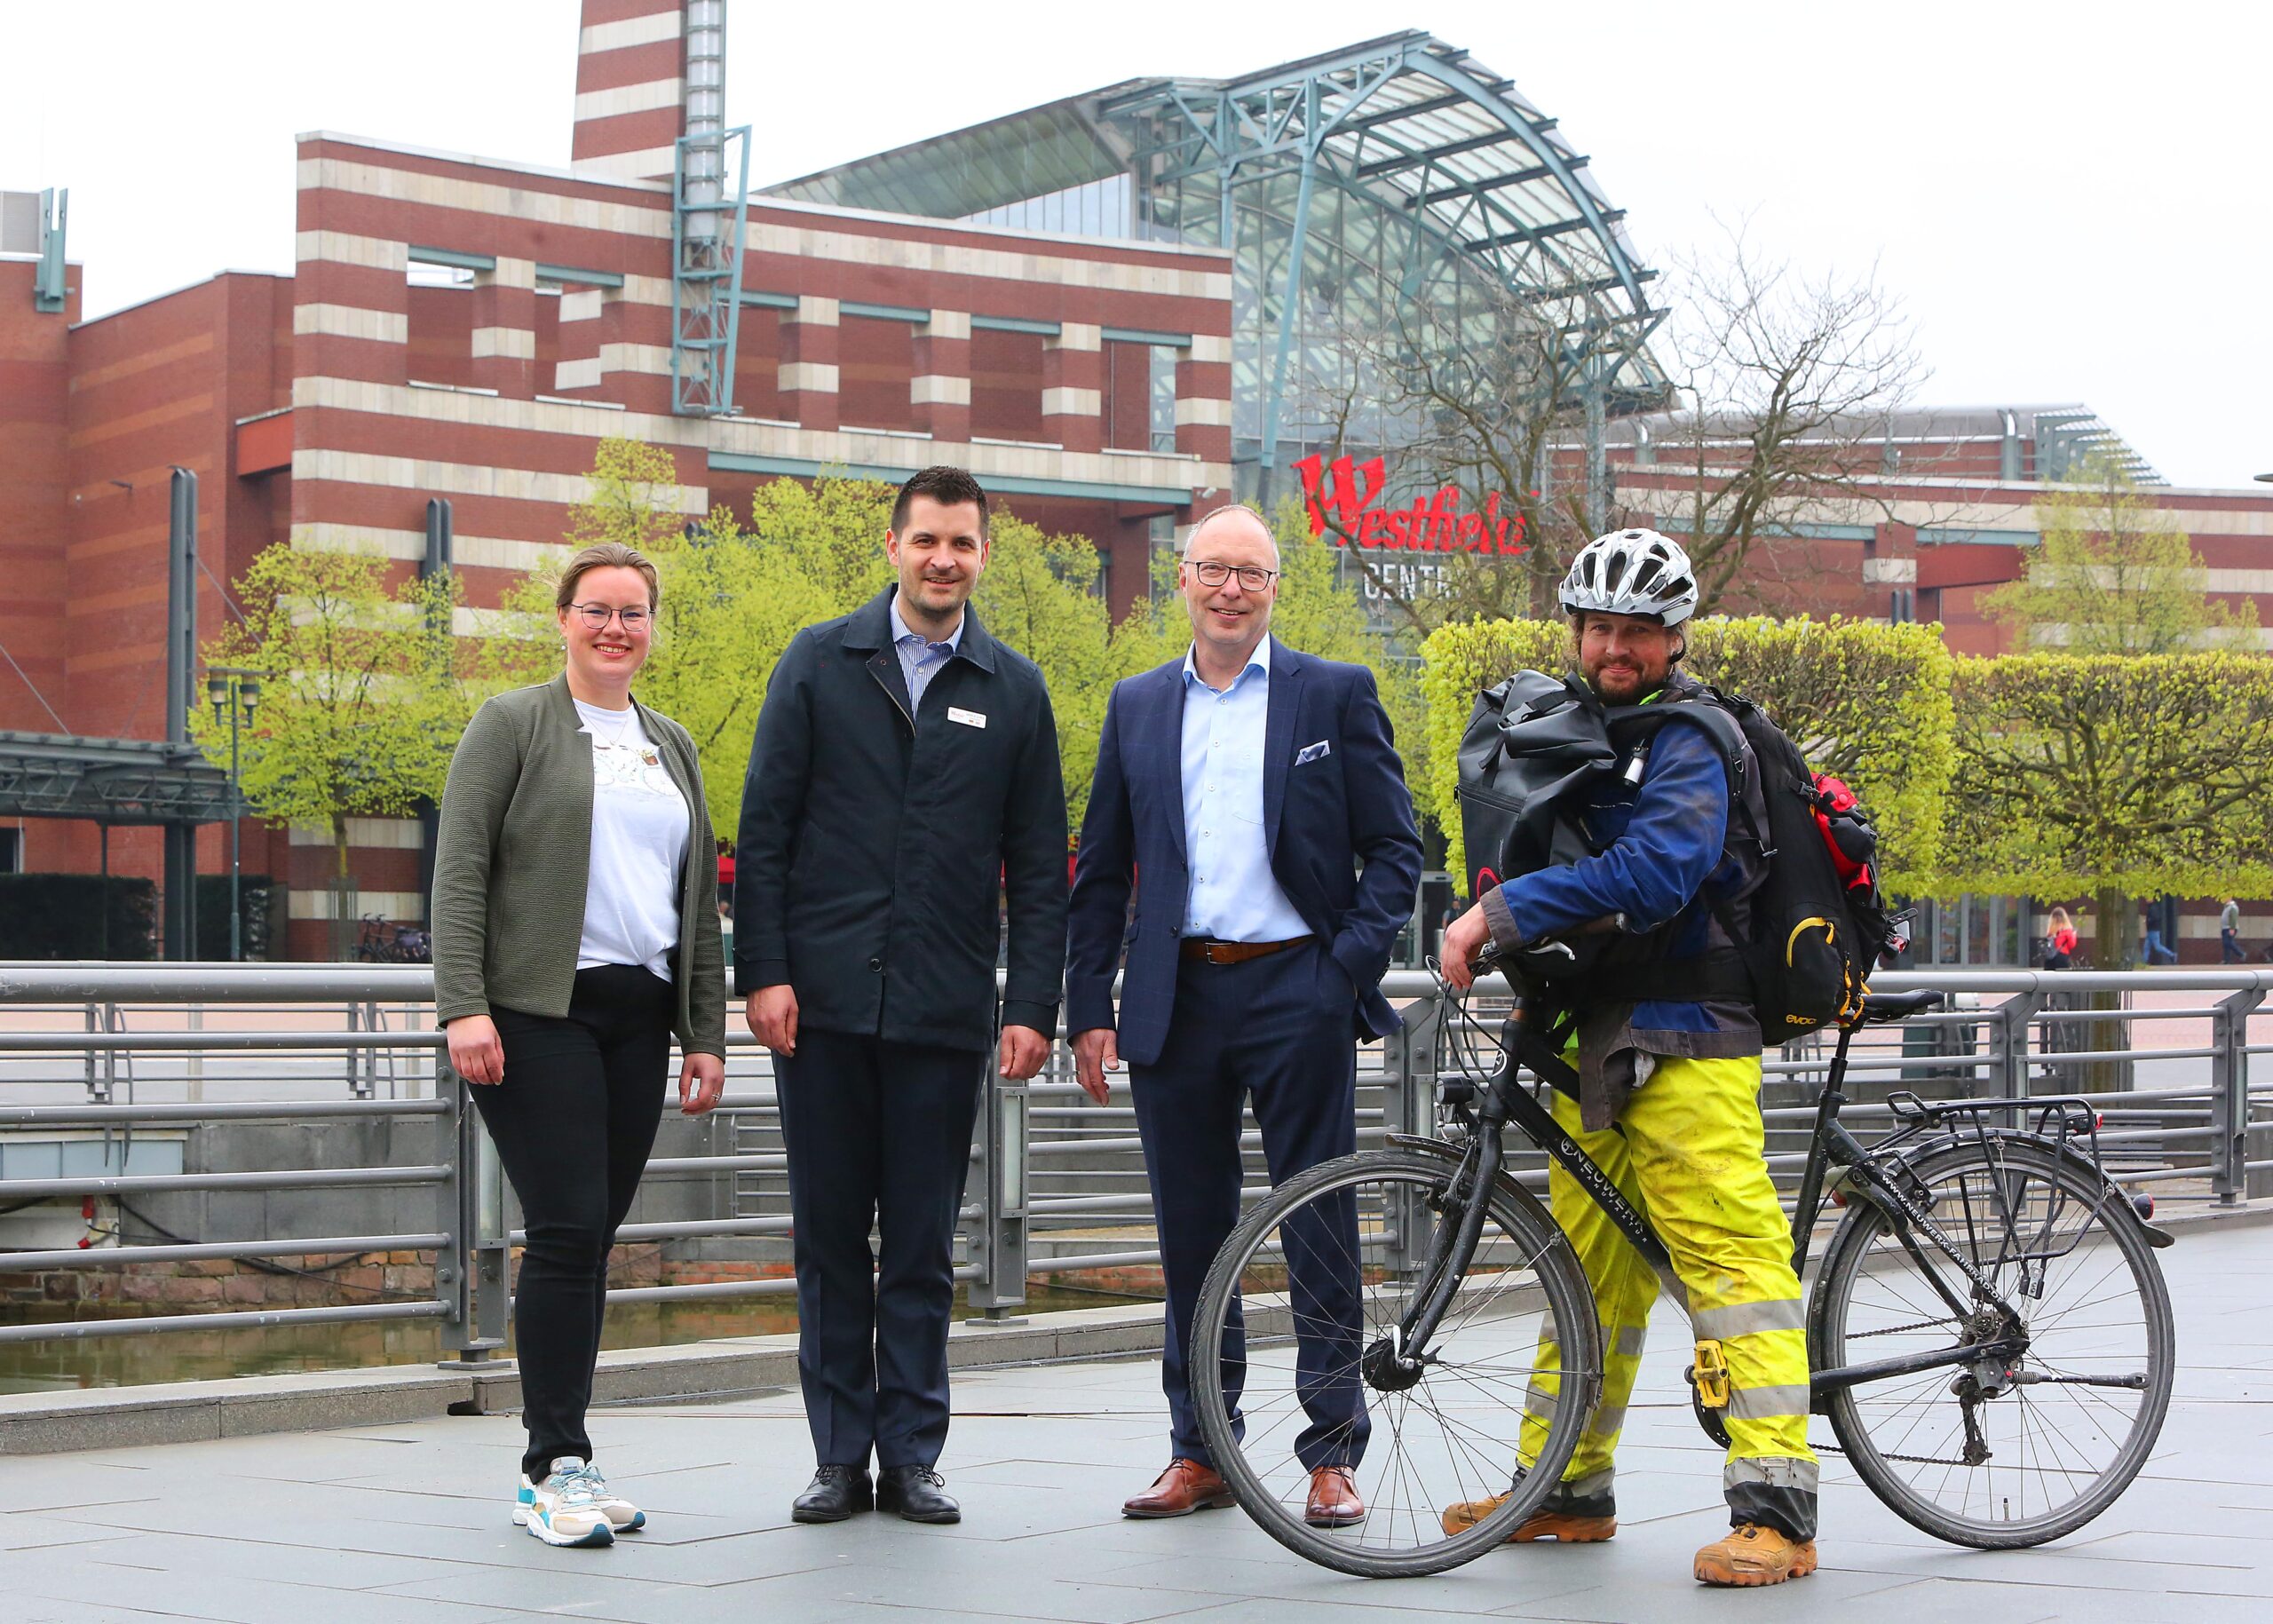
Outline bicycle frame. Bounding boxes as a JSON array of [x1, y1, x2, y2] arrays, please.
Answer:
[[1406, 996, 2074, 1408]]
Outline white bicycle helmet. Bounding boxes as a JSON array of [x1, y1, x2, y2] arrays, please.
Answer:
[[1557, 528, 1699, 627]]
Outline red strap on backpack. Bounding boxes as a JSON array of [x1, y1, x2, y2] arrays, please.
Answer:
[[1811, 774, 1873, 891]]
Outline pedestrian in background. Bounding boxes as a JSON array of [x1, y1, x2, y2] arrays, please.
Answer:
[[2043, 907, 2077, 970], [735, 465, 1067, 1528], [433, 541, 727, 1549], [2221, 898, 2244, 963], [2141, 901, 2178, 966]]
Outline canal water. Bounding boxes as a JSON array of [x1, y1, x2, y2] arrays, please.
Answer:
[[0, 1283, 1149, 1394]]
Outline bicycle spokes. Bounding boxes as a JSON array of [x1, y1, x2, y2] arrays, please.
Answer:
[[1815, 1137, 2173, 1547], [1190, 1152, 1602, 1577]]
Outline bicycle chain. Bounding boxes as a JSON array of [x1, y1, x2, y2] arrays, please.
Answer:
[[1844, 1315, 1956, 1340], [1811, 1440, 1978, 1469]]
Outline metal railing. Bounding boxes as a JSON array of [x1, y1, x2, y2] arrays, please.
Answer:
[[0, 963, 2268, 1359]]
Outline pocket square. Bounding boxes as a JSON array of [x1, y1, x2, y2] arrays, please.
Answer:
[[1295, 740, 1332, 766]]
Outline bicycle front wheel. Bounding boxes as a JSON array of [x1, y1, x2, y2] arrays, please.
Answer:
[[1812, 1135, 2174, 1548], [1190, 1148, 1600, 1578]]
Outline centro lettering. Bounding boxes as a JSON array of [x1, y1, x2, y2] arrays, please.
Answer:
[[1293, 452, 1527, 556]]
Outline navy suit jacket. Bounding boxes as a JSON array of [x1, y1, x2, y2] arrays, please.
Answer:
[[1066, 638, 1424, 1068]]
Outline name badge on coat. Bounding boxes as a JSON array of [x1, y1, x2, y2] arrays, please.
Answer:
[[947, 707, 987, 729]]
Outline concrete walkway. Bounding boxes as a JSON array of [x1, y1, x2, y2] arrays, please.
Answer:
[[4, 1220, 2269, 1623]]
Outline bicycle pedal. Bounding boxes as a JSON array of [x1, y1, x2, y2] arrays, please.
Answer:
[[1689, 1340, 1730, 1409]]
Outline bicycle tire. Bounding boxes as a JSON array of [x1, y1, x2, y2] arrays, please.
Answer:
[[1190, 1147, 1601, 1578], [1811, 1134, 2174, 1549]]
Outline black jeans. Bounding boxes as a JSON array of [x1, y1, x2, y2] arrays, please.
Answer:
[[477, 963, 673, 1479], [773, 1028, 985, 1470]]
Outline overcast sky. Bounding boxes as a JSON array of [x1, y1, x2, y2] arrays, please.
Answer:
[[6, 1, 2264, 487]]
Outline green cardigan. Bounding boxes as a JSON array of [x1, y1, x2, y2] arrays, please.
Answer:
[[432, 673, 727, 1057]]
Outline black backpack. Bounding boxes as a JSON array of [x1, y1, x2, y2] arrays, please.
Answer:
[[1456, 672, 1900, 1039], [1688, 685, 1899, 1038]]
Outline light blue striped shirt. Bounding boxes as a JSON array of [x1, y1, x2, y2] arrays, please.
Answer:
[[889, 594, 962, 714], [1181, 638, 1309, 942]]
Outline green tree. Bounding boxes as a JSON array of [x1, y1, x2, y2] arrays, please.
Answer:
[[1984, 454, 2259, 654], [513, 446, 1418, 839], [1945, 653, 2273, 965], [193, 541, 471, 935], [566, 436, 694, 558], [1420, 614, 1955, 894]]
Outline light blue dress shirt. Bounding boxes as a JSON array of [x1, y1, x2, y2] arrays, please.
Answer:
[[1180, 638, 1311, 942], [889, 594, 962, 714]]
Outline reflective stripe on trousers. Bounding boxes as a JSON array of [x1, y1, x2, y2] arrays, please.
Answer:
[[1516, 1053, 1816, 1522]]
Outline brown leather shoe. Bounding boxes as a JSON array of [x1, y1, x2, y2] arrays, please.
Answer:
[[1304, 1465, 1366, 1528], [1122, 1458, 1236, 1518]]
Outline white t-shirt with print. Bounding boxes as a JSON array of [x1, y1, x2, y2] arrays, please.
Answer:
[[573, 698, 690, 980]]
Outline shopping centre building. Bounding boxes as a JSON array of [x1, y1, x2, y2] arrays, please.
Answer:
[[3, 1, 2269, 958]]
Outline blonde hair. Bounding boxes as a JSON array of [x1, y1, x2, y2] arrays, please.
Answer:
[[2048, 906, 2071, 930], [556, 542, 660, 612]]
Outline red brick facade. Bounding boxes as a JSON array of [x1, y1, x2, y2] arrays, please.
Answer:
[[2, 123, 1233, 955]]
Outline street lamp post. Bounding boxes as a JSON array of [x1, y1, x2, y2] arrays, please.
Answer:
[[206, 667, 260, 961]]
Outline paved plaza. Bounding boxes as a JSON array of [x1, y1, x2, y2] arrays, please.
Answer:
[[2, 1216, 2269, 1623]]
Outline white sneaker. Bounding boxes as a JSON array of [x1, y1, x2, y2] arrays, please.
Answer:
[[515, 1456, 616, 1548], [517, 1461, 646, 1534]]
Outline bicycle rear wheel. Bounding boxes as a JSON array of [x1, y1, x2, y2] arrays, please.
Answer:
[[1190, 1148, 1600, 1578], [1812, 1135, 2173, 1548]]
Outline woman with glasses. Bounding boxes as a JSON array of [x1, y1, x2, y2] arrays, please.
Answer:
[[432, 541, 727, 1549]]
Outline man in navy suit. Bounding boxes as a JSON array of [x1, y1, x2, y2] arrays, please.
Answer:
[[1066, 504, 1422, 1527]]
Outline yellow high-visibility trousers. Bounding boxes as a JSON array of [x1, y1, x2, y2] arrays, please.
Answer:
[[1517, 1053, 1818, 1534]]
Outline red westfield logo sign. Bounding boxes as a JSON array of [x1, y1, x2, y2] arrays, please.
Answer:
[[1294, 454, 1526, 555]]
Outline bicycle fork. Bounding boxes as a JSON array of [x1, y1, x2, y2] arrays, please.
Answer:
[[1370, 1122, 1506, 1389]]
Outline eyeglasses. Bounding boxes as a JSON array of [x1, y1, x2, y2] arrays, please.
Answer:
[[1188, 559, 1278, 591], [568, 602, 652, 630]]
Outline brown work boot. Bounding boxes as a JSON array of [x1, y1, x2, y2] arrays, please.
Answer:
[[1122, 1458, 1236, 1518], [1440, 1488, 1616, 1542], [1693, 1523, 1818, 1586], [1303, 1465, 1365, 1528]]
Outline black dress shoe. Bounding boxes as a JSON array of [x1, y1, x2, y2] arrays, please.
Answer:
[[876, 1464, 961, 1524], [792, 1464, 873, 1523]]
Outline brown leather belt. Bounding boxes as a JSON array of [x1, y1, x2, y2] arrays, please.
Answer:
[[1179, 934, 1312, 965]]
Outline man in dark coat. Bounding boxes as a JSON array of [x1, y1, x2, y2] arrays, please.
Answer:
[[734, 465, 1067, 1527], [1065, 503, 1422, 1528]]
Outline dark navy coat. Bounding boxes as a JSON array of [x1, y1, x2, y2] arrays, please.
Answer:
[[732, 590, 1067, 1053]]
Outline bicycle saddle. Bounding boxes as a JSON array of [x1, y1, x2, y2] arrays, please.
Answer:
[[1860, 989, 1943, 1024]]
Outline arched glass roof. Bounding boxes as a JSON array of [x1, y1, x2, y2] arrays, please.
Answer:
[[768, 30, 1668, 490]]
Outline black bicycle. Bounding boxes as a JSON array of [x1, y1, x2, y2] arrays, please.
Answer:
[[1191, 965, 2176, 1578]]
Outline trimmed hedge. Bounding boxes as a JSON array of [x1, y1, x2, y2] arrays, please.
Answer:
[[1421, 616, 1956, 896], [0, 874, 158, 959], [1945, 652, 2273, 900]]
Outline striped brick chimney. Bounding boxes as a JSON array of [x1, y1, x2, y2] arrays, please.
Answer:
[[572, 0, 687, 182]]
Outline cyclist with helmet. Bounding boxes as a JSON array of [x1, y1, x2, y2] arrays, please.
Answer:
[[1437, 528, 1820, 1588]]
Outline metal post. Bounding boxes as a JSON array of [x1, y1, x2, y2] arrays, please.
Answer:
[[82, 1002, 101, 1104], [2211, 986, 2264, 1205], [1382, 994, 1442, 1281], [969, 1070, 1030, 1318], [1582, 360, 1607, 535], [437, 1063, 509, 1367], [1257, 103, 1320, 494], [1991, 992, 2041, 1119], [163, 468, 199, 962], [226, 698, 242, 962], [186, 1002, 203, 1105]]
